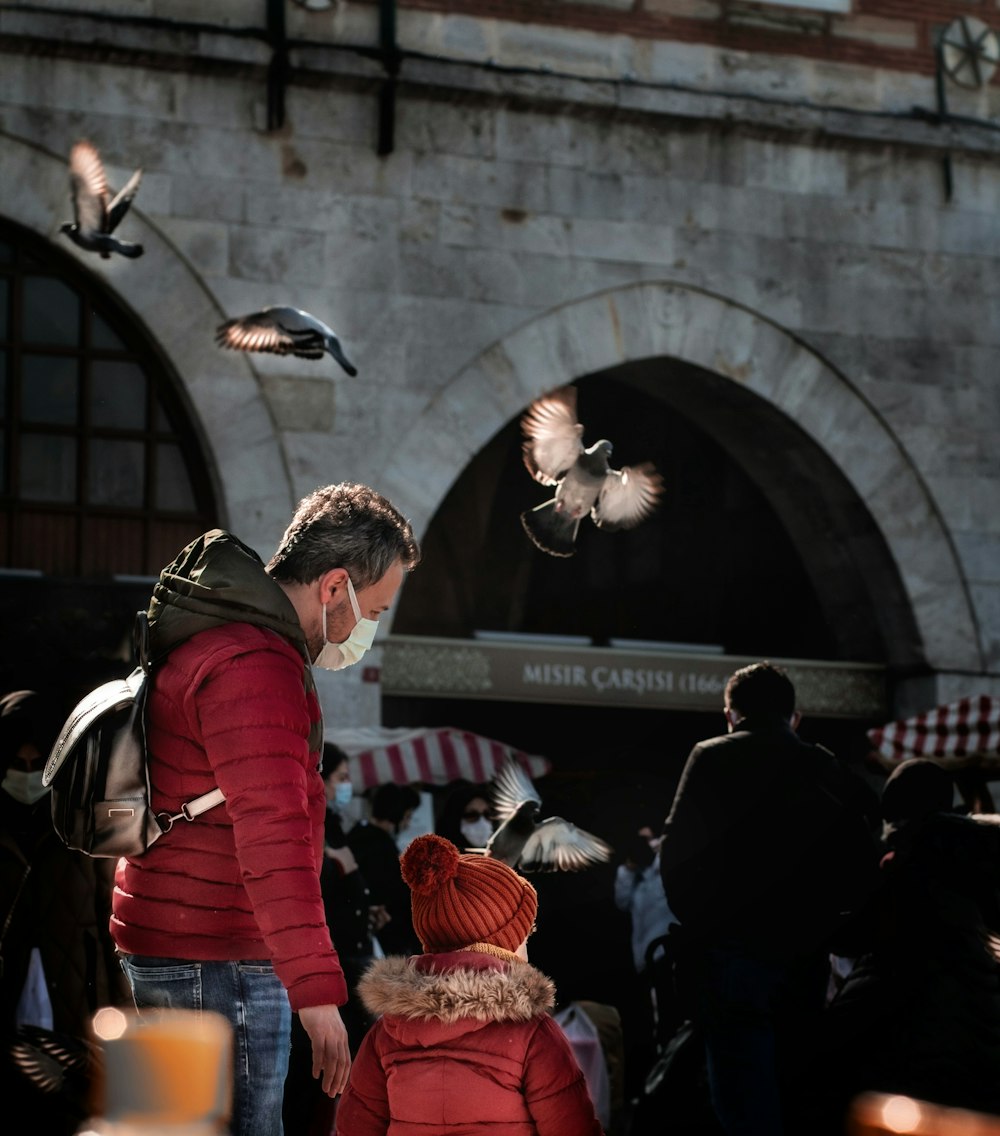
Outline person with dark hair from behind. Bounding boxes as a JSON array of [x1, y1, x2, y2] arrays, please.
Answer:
[[348, 782, 423, 957], [878, 755, 959, 847], [435, 779, 495, 852], [283, 743, 381, 1136], [0, 688, 128, 1133], [659, 661, 879, 1136]]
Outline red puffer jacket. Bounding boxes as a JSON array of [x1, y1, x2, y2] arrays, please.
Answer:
[[336, 951, 605, 1136], [111, 622, 347, 1011]]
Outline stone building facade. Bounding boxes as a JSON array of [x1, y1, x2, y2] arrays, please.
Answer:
[[0, 1, 998, 742]]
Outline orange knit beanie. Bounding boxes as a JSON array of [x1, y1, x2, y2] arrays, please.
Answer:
[[401, 833, 538, 954]]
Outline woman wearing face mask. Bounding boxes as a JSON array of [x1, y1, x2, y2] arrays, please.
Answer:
[[0, 687, 128, 1128], [436, 781, 496, 853]]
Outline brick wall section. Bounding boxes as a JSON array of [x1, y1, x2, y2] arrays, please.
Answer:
[[391, 0, 1000, 76]]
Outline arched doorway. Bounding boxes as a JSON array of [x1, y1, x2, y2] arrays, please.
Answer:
[[388, 363, 909, 770], [0, 217, 218, 698], [379, 281, 981, 682], [393, 366, 898, 663], [378, 280, 969, 822]]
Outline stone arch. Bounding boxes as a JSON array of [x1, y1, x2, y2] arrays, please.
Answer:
[[0, 130, 293, 552], [379, 281, 982, 675]]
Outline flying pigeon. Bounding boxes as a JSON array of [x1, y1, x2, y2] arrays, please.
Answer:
[[60, 139, 144, 259], [215, 306, 358, 376], [520, 385, 663, 557], [480, 757, 613, 872]]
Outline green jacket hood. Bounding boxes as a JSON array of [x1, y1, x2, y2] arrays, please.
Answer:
[[147, 529, 308, 663]]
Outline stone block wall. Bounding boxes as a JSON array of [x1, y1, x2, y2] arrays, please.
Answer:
[[0, 0, 998, 723]]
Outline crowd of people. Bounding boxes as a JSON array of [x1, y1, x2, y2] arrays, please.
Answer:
[[2, 481, 998, 1136]]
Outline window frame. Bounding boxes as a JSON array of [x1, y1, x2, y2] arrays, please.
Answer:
[[0, 217, 217, 578]]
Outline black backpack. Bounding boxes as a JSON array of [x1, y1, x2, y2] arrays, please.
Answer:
[[41, 612, 225, 858]]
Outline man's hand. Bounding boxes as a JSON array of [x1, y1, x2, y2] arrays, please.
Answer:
[[298, 1003, 351, 1097]]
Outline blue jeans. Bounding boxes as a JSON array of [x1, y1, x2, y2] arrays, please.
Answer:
[[692, 945, 828, 1136], [119, 955, 292, 1136]]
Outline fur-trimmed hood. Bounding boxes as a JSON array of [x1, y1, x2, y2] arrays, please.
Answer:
[[339, 950, 606, 1136], [358, 951, 556, 1046]]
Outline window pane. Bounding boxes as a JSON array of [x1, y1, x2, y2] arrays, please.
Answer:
[[22, 277, 80, 346], [155, 443, 196, 511], [20, 433, 77, 502], [0, 350, 6, 413], [91, 361, 147, 429], [0, 277, 8, 339], [22, 355, 78, 424], [88, 438, 144, 506], [92, 312, 126, 351], [0, 240, 12, 264]]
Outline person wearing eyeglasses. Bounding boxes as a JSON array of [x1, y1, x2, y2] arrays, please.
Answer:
[[436, 780, 495, 853]]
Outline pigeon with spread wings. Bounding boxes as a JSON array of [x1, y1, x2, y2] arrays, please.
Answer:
[[520, 385, 663, 557], [60, 140, 143, 259], [215, 306, 358, 376], [481, 757, 613, 872]]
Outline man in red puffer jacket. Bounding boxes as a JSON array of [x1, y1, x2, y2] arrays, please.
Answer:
[[111, 482, 420, 1136]]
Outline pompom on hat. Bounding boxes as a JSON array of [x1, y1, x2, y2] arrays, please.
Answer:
[[401, 833, 538, 955]]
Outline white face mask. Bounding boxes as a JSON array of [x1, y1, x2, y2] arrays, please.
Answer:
[[460, 817, 494, 849], [314, 573, 379, 671], [2, 768, 50, 806]]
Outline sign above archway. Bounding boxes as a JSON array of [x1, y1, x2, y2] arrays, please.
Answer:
[[381, 635, 886, 720]]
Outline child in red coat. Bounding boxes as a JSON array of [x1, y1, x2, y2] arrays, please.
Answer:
[[335, 833, 605, 1136]]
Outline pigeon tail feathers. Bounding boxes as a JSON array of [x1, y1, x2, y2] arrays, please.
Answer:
[[520, 500, 578, 557]]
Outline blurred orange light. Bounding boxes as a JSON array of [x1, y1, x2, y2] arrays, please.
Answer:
[[880, 1095, 922, 1133]]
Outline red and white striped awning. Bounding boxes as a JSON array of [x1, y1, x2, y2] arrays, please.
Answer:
[[326, 726, 552, 790], [867, 695, 1000, 772]]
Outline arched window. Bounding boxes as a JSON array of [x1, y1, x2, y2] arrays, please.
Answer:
[[0, 218, 218, 696], [0, 218, 217, 577]]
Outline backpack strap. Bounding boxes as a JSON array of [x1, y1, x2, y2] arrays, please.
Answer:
[[133, 609, 228, 835], [157, 787, 227, 834], [134, 608, 152, 673]]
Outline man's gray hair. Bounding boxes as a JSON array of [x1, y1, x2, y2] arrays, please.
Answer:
[[266, 482, 420, 588]]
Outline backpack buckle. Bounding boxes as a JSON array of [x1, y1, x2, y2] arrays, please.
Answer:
[[156, 810, 181, 833]]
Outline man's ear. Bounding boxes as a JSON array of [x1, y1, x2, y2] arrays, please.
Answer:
[[790, 710, 802, 731], [319, 567, 349, 604], [724, 707, 740, 732]]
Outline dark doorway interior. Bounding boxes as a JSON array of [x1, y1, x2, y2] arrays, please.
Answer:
[[393, 367, 914, 664]]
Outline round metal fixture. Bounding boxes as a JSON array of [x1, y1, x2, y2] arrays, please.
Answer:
[[939, 16, 999, 89]]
